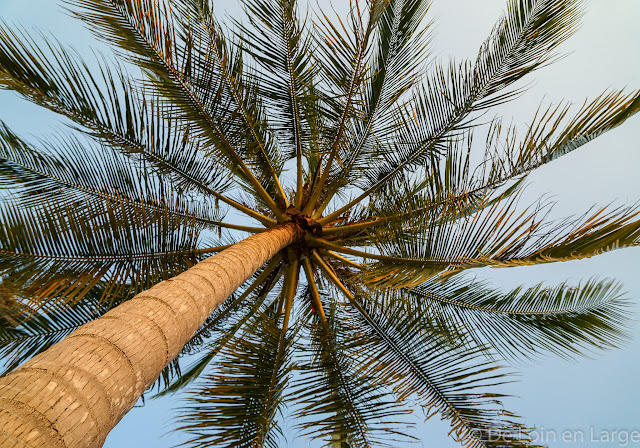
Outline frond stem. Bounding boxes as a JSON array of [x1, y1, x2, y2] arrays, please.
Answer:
[[321, 250, 364, 269], [307, 250, 372, 443], [307, 236, 455, 266], [409, 285, 615, 316], [0, 245, 232, 263], [301, 257, 327, 324], [322, 177, 526, 236], [280, 252, 300, 332], [323, 218, 391, 236], [311, 251, 354, 300]]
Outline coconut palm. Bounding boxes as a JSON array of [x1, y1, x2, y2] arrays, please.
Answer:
[[0, 0, 639, 446]]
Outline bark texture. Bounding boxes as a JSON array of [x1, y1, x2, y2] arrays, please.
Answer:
[[0, 222, 303, 448]]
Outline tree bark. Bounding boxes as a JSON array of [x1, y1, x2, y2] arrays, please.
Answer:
[[0, 222, 303, 448]]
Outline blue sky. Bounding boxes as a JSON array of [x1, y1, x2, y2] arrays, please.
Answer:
[[1, 0, 639, 447]]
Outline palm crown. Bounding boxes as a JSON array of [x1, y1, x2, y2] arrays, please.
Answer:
[[1, 0, 639, 446]]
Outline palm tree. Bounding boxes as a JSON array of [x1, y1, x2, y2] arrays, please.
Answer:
[[0, 0, 638, 446]]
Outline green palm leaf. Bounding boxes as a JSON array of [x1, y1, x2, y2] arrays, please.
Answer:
[[356, 196, 640, 289], [178, 307, 295, 448], [0, 196, 206, 307], [389, 277, 632, 363], [0, 122, 225, 230], [318, 0, 587, 225], [64, 0, 283, 216], [313, 0, 435, 209], [0, 34, 238, 205], [292, 287, 412, 448], [167, 0, 289, 203], [345, 288, 542, 448]]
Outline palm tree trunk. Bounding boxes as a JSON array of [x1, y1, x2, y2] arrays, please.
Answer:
[[0, 222, 303, 448]]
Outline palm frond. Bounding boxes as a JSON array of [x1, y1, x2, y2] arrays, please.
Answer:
[[0, 283, 125, 374], [357, 191, 640, 288], [302, 0, 389, 213], [346, 290, 542, 448], [342, 190, 536, 288], [0, 32, 242, 206], [485, 90, 640, 184], [178, 307, 295, 448], [169, 0, 289, 204], [317, 254, 540, 448], [394, 276, 633, 363], [232, 0, 314, 206], [361, 0, 587, 186], [325, 86, 640, 240], [63, 0, 284, 216], [292, 273, 412, 448], [319, 0, 586, 224], [0, 122, 227, 230], [317, 0, 435, 210], [0, 196, 205, 307], [474, 0, 584, 98]]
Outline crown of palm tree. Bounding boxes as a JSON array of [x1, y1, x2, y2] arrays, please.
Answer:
[[1, 0, 639, 446]]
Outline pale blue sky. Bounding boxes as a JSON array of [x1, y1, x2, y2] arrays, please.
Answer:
[[0, 0, 639, 447]]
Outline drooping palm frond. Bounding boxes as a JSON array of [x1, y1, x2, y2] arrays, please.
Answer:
[[483, 90, 640, 188], [178, 307, 296, 448], [321, 134, 525, 244], [0, 283, 125, 374], [0, 196, 206, 308], [348, 294, 541, 448], [325, 246, 633, 364], [0, 122, 228, 230], [292, 284, 412, 448], [356, 200, 640, 289], [389, 277, 631, 362], [315, 253, 540, 448]]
